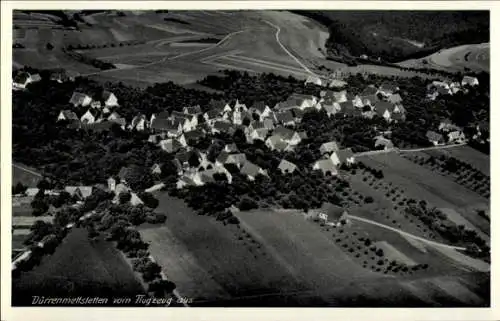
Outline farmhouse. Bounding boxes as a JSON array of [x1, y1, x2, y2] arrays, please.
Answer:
[[447, 130, 466, 144], [80, 110, 96, 124], [312, 202, 349, 226], [374, 136, 394, 150], [274, 111, 296, 126], [159, 138, 183, 153], [312, 159, 337, 176], [319, 141, 340, 155], [129, 114, 148, 131], [278, 159, 297, 174], [57, 110, 78, 122], [64, 186, 93, 200], [70, 92, 92, 107], [305, 75, 323, 86], [240, 161, 267, 181], [461, 75, 479, 87], [330, 148, 355, 167], [426, 130, 445, 146], [102, 90, 119, 107]]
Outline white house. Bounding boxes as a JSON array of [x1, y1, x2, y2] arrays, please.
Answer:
[[102, 91, 119, 107], [80, 110, 95, 124], [461, 76, 479, 87], [330, 148, 355, 166], [305, 75, 323, 87]]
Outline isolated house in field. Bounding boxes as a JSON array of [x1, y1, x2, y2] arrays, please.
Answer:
[[69, 92, 92, 107], [102, 90, 119, 107], [461, 75, 479, 87], [57, 110, 79, 122], [330, 148, 355, 167], [278, 159, 297, 174], [426, 130, 445, 146], [305, 75, 323, 87], [313, 202, 349, 226], [240, 161, 267, 181], [129, 114, 148, 131], [159, 138, 183, 153], [319, 141, 340, 155], [374, 136, 394, 150], [80, 110, 96, 124], [312, 159, 337, 176], [447, 130, 466, 144]]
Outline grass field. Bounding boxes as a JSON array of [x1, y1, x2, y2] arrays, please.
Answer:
[[398, 43, 490, 73], [422, 145, 490, 176], [358, 152, 489, 239], [12, 163, 43, 188], [12, 228, 145, 306]]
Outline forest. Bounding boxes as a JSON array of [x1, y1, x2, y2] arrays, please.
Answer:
[[295, 11, 490, 62]]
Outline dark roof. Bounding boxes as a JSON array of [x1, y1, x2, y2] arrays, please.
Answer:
[[335, 148, 354, 163], [250, 121, 265, 130], [426, 130, 444, 142], [275, 111, 295, 124], [160, 139, 183, 153], [176, 150, 201, 164], [69, 92, 90, 106], [320, 141, 339, 154], [388, 94, 402, 104], [240, 161, 262, 177], [291, 108, 305, 119], [110, 117, 126, 127], [360, 94, 379, 104], [250, 101, 268, 113], [151, 118, 178, 131], [183, 129, 205, 141], [184, 105, 202, 115], [360, 86, 378, 96], [60, 110, 78, 120], [14, 72, 31, 84], [204, 109, 221, 119], [81, 121, 116, 132], [209, 99, 227, 110], [213, 121, 233, 132], [157, 111, 170, 119], [319, 202, 347, 221], [379, 82, 398, 93], [102, 90, 115, 101]]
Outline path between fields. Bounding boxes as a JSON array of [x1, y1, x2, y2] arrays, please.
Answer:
[[12, 163, 43, 177], [354, 143, 468, 157], [80, 29, 247, 77], [263, 20, 318, 77], [347, 215, 467, 251]]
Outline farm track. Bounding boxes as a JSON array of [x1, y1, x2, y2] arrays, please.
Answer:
[[12, 163, 43, 177]]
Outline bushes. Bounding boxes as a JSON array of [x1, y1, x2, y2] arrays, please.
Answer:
[[364, 196, 374, 204], [139, 192, 159, 209], [238, 197, 258, 211]]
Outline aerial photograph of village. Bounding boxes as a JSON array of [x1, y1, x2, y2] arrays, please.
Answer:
[[9, 9, 490, 307]]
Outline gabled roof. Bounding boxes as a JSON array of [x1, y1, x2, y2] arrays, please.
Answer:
[[240, 161, 263, 177], [224, 143, 239, 153], [320, 141, 339, 154], [102, 90, 115, 101], [374, 137, 394, 148], [339, 101, 354, 111], [184, 105, 202, 115], [14, 72, 31, 84], [216, 151, 230, 164], [213, 121, 233, 132], [291, 108, 305, 119], [176, 150, 201, 164], [329, 79, 347, 88], [183, 129, 205, 141], [278, 159, 297, 173], [379, 82, 398, 93], [360, 86, 378, 96], [289, 93, 315, 101], [262, 118, 275, 129], [250, 101, 268, 113], [151, 118, 178, 131], [59, 110, 79, 120], [171, 111, 191, 120], [275, 99, 299, 110], [250, 121, 265, 130], [359, 94, 379, 104], [388, 93, 402, 104], [157, 111, 170, 119], [335, 148, 355, 163], [298, 131, 308, 139], [204, 109, 221, 119], [159, 139, 183, 153], [275, 111, 295, 124], [69, 92, 91, 106], [374, 101, 393, 117], [273, 126, 295, 140], [314, 159, 337, 172], [226, 153, 247, 165], [131, 114, 147, 127], [81, 121, 116, 132], [252, 128, 270, 140]]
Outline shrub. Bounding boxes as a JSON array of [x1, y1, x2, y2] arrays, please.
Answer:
[[364, 196, 374, 204], [238, 197, 258, 211]]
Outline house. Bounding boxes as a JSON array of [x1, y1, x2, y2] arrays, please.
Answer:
[[130, 192, 144, 206], [159, 138, 183, 153], [249, 101, 273, 121], [378, 83, 399, 96], [332, 90, 348, 103], [172, 159, 184, 175], [276, 94, 317, 111], [439, 119, 460, 133], [313, 202, 349, 226], [273, 126, 302, 145], [391, 112, 406, 123], [224, 143, 239, 153], [328, 79, 347, 88], [233, 99, 248, 112], [374, 136, 394, 150], [178, 129, 205, 147], [107, 111, 121, 121], [265, 135, 289, 151], [65, 186, 93, 200], [461, 75, 479, 87], [107, 177, 116, 192], [274, 111, 295, 126], [175, 150, 203, 168], [171, 111, 198, 131], [426, 130, 445, 146], [392, 104, 406, 115], [25, 187, 40, 197], [69, 92, 92, 107], [330, 148, 355, 166], [305, 75, 323, 86], [290, 108, 306, 122], [204, 109, 221, 124], [240, 161, 267, 181], [114, 183, 130, 198], [360, 86, 379, 96], [319, 141, 340, 155], [80, 110, 95, 124], [262, 118, 275, 130], [57, 110, 78, 122], [387, 93, 403, 105], [321, 99, 340, 117], [102, 90, 119, 107], [225, 153, 247, 168], [447, 130, 466, 144], [13, 72, 33, 90], [358, 94, 379, 107], [183, 105, 202, 115], [129, 114, 148, 131], [312, 159, 337, 176], [151, 118, 182, 137], [449, 82, 462, 94], [278, 159, 297, 174], [374, 101, 393, 122], [223, 103, 232, 113], [176, 176, 196, 189], [81, 121, 117, 133], [248, 128, 269, 142], [212, 121, 233, 134], [50, 69, 74, 83]]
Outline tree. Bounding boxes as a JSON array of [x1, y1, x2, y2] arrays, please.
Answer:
[[37, 179, 52, 190], [148, 279, 176, 296], [31, 198, 49, 216], [46, 42, 54, 50], [119, 192, 132, 204], [142, 261, 162, 282], [238, 197, 258, 211], [364, 196, 374, 204], [12, 182, 27, 195], [139, 192, 159, 209]]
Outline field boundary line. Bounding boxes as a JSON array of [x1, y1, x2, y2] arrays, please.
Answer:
[[263, 20, 317, 77]]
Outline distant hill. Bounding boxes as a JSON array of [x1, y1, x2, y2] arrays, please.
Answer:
[[294, 11, 489, 63]]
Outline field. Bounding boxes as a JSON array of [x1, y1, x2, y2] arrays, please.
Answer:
[[357, 152, 490, 240], [12, 163, 43, 187], [398, 43, 490, 73], [12, 228, 145, 306], [420, 145, 490, 176]]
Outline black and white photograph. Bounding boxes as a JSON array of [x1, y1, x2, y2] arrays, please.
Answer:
[[2, 1, 495, 317]]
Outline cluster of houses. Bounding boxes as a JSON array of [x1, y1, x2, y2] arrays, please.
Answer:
[[426, 75, 479, 101], [312, 141, 356, 176], [12, 69, 78, 91]]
